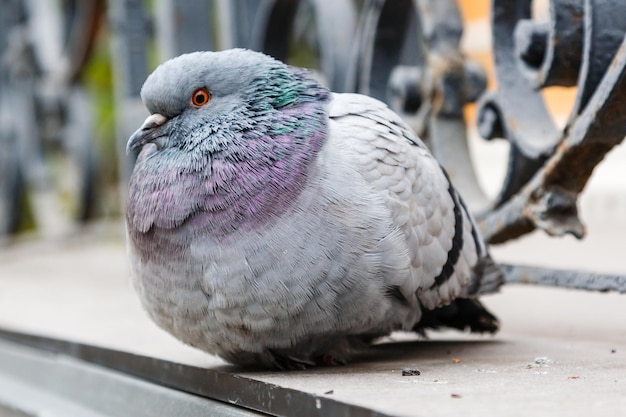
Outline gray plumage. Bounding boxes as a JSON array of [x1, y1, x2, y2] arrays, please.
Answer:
[[126, 49, 503, 369]]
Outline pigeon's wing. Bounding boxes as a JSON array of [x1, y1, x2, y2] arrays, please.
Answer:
[[327, 93, 503, 310]]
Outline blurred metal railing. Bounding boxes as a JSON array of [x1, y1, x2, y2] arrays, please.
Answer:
[[0, 0, 102, 238]]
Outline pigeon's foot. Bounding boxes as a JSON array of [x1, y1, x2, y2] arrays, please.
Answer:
[[265, 349, 349, 370], [314, 353, 348, 367], [266, 350, 316, 370]]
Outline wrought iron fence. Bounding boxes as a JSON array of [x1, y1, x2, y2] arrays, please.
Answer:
[[1, 0, 625, 291]]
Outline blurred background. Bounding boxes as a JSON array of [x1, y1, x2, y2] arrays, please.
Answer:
[[0, 0, 624, 274]]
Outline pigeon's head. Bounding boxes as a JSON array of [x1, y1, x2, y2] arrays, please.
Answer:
[[126, 49, 330, 234], [126, 48, 330, 157]]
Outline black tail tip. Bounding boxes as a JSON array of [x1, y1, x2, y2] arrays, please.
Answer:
[[414, 298, 499, 334]]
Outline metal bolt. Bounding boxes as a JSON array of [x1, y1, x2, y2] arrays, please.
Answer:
[[514, 19, 550, 70], [387, 65, 424, 114], [463, 59, 487, 103], [476, 100, 504, 140]]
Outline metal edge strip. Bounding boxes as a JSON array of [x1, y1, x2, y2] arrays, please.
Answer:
[[0, 328, 394, 417]]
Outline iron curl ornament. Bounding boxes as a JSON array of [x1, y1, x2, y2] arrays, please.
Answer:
[[476, 0, 626, 245]]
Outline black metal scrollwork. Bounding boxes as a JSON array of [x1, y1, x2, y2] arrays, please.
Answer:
[[476, 0, 626, 243]]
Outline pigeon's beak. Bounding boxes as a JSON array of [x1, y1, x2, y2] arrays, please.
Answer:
[[126, 113, 169, 154]]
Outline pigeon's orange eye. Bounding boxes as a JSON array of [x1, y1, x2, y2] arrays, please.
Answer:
[[191, 88, 211, 107]]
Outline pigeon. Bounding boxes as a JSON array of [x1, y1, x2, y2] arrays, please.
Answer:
[[126, 49, 503, 369]]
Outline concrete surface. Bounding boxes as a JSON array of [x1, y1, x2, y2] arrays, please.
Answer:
[[0, 137, 625, 417], [0, 218, 624, 417]]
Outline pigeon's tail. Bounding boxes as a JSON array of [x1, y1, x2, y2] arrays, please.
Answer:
[[414, 298, 499, 335], [413, 253, 503, 335]]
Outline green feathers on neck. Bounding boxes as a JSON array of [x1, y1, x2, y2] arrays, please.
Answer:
[[272, 86, 302, 108], [249, 67, 304, 110], [247, 65, 327, 112], [244, 63, 330, 137]]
